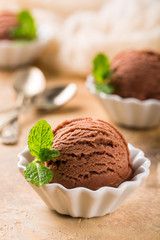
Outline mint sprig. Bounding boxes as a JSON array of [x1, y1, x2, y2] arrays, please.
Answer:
[[10, 10, 36, 40], [95, 83, 115, 95], [24, 162, 53, 187], [39, 148, 60, 162], [28, 119, 54, 159], [93, 53, 115, 94], [24, 120, 59, 187]]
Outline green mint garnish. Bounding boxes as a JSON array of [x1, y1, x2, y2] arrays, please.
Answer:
[[93, 53, 115, 94], [24, 162, 53, 187], [10, 10, 36, 40], [93, 53, 112, 84], [95, 83, 115, 95], [28, 119, 54, 160], [24, 120, 59, 187], [39, 148, 60, 162]]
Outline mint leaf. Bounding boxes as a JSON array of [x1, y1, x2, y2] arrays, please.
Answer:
[[93, 53, 112, 84], [24, 162, 53, 187], [24, 119, 60, 187], [10, 10, 36, 40], [28, 119, 54, 159], [96, 83, 115, 94], [39, 148, 60, 162]]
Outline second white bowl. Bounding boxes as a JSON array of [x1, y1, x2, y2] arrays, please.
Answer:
[[86, 75, 160, 128]]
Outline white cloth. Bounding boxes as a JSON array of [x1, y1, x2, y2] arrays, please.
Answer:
[[38, 0, 160, 76]]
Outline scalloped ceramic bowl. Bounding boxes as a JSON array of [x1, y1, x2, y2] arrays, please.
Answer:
[[18, 143, 150, 218], [86, 75, 160, 128], [0, 24, 52, 68]]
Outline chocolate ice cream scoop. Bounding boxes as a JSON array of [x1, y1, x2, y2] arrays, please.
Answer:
[[46, 118, 133, 190], [0, 12, 18, 40], [111, 50, 160, 100]]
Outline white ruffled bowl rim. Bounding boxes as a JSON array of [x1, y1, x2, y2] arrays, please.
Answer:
[[86, 75, 160, 105], [18, 143, 151, 218], [86, 75, 160, 128]]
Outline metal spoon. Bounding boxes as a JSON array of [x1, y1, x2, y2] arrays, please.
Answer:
[[13, 66, 46, 102], [0, 66, 46, 113], [0, 83, 77, 130], [0, 67, 46, 144], [31, 83, 77, 110]]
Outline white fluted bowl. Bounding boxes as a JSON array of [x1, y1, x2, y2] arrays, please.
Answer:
[[86, 75, 160, 128], [18, 143, 150, 218], [0, 24, 52, 68]]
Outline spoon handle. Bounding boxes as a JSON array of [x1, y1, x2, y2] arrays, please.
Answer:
[[0, 105, 31, 130], [0, 111, 20, 130], [0, 106, 19, 114], [0, 117, 19, 145], [0, 94, 28, 114]]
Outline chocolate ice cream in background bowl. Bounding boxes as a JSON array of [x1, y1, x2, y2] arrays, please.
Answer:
[[86, 50, 160, 128], [0, 10, 52, 68], [18, 118, 150, 218]]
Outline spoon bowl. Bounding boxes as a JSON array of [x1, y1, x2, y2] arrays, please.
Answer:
[[13, 66, 46, 98], [32, 83, 77, 110]]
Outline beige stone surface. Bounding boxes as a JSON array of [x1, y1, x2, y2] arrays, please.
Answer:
[[0, 69, 160, 240]]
